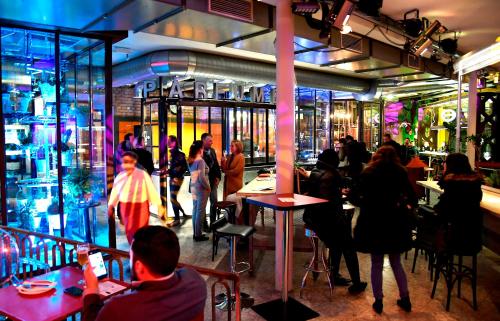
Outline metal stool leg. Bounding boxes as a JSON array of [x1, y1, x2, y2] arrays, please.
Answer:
[[300, 236, 317, 298], [320, 243, 333, 299]]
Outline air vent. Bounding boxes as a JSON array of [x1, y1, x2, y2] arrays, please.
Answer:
[[341, 33, 363, 53], [407, 54, 420, 69], [209, 0, 253, 23]]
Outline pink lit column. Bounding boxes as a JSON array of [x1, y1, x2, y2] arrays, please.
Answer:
[[275, 0, 295, 291]]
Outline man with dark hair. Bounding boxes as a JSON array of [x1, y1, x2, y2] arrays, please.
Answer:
[[201, 133, 221, 228], [83, 226, 207, 321], [108, 152, 164, 244], [114, 133, 134, 176], [382, 133, 402, 157], [133, 136, 154, 175]]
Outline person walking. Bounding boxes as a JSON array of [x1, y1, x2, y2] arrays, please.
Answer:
[[350, 146, 417, 314], [108, 151, 165, 244], [221, 140, 245, 221], [133, 136, 154, 175], [201, 133, 221, 229], [301, 149, 367, 294], [114, 133, 134, 176], [188, 140, 211, 242], [167, 135, 189, 227]]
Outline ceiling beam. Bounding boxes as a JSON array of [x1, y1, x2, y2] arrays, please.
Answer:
[[355, 64, 400, 73], [134, 7, 185, 33], [320, 55, 370, 67], [81, 0, 136, 32], [216, 28, 273, 47]]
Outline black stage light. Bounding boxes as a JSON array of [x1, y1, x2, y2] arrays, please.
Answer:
[[440, 38, 458, 55], [358, 0, 383, 17], [403, 9, 424, 38], [292, 1, 320, 15], [332, 0, 355, 30]]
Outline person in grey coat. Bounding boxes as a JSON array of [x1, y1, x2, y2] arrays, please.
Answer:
[[188, 140, 211, 242]]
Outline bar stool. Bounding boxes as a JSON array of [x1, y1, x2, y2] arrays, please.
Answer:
[[212, 201, 237, 261], [300, 227, 333, 299], [212, 216, 256, 310]]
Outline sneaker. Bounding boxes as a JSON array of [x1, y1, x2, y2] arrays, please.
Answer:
[[372, 299, 383, 314], [348, 282, 367, 294], [167, 219, 180, 227], [332, 275, 351, 286], [182, 212, 192, 218], [193, 235, 209, 242], [397, 297, 412, 312]]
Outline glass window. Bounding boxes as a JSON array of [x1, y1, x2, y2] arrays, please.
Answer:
[[253, 108, 267, 163], [235, 107, 251, 163], [181, 106, 194, 155], [2, 27, 60, 236], [210, 107, 223, 162], [195, 107, 209, 140], [362, 102, 380, 151], [316, 90, 330, 153], [296, 108, 315, 162], [268, 109, 276, 162]]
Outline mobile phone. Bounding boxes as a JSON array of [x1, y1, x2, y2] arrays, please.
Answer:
[[88, 250, 108, 280], [64, 286, 83, 297]]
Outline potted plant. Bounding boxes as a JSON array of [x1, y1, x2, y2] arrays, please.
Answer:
[[65, 168, 102, 203]]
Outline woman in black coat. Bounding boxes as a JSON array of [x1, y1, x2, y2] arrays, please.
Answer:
[[434, 153, 483, 254], [302, 149, 366, 293], [350, 146, 417, 314]]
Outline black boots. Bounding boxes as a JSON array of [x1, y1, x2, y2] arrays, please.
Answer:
[[397, 296, 412, 312], [372, 299, 383, 314]]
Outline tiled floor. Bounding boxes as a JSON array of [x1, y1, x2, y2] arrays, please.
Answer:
[[103, 174, 499, 320]]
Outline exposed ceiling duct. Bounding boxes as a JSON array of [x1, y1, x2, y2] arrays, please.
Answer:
[[113, 50, 375, 95]]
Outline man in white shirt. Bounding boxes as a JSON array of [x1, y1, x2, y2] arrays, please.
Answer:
[[108, 151, 165, 244]]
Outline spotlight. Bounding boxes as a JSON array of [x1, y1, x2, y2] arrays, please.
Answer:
[[340, 24, 352, 34], [440, 38, 458, 55], [292, 1, 320, 15], [358, 0, 383, 17], [403, 10, 425, 38], [411, 20, 447, 56], [332, 0, 355, 30]]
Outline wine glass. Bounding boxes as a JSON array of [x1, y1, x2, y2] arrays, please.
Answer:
[[76, 243, 90, 286]]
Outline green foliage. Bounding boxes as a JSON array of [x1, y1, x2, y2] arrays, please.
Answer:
[[18, 200, 34, 230], [65, 168, 102, 199]]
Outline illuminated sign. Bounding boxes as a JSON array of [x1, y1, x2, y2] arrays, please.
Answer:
[[440, 109, 457, 122]]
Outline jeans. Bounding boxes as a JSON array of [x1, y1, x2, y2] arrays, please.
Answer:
[[192, 188, 209, 237], [208, 182, 219, 224], [371, 253, 409, 300], [169, 178, 184, 220]]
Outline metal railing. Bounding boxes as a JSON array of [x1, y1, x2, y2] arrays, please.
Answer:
[[0, 226, 241, 321]]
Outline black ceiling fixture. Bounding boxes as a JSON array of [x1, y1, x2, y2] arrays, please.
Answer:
[[291, 0, 320, 15], [300, 0, 355, 39], [439, 36, 458, 55], [357, 0, 383, 17], [402, 9, 426, 38]]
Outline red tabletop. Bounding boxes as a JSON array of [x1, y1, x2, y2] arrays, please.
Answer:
[[0, 266, 129, 321], [246, 193, 328, 211]]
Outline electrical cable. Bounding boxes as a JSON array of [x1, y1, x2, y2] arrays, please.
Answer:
[[375, 26, 406, 47]]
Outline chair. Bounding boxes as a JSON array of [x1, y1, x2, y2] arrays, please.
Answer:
[[212, 216, 256, 310], [430, 217, 482, 311], [212, 201, 236, 261], [300, 227, 333, 299], [411, 205, 441, 280]]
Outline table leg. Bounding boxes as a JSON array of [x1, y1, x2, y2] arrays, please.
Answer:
[[426, 189, 430, 205], [84, 208, 92, 243], [282, 210, 289, 303], [242, 198, 250, 226]]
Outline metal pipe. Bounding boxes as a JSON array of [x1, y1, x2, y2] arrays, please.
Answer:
[[455, 72, 462, 152], [112, 50, 374, 94]]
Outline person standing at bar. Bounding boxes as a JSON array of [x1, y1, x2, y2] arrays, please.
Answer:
[[167, 135, 189, 227], [300, 149, 366, 293], [133, 136, 154, 176], [188, 140, 211, 242], [221, 140, 245, 221], [201, 133, 221, 229], [350, 146, 416, 314], [114, 133, 134, 175], [108, 151, 165, 244]]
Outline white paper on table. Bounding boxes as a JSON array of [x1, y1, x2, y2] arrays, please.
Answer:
[[99, 281, 127, 297], [278, 197, 295, 203]]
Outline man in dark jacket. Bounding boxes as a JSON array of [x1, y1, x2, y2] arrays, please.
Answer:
[[133, 136, 154, 175], [83, 226, 206, 321], [301, 149, 366, 294], [201, 133, 221, 227], [382, 133, 402, 159]]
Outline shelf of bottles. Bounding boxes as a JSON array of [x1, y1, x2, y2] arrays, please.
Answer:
[[1, 27, 108, 244]]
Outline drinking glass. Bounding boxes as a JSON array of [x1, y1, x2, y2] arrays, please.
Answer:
[[76, 243, 90, 286]]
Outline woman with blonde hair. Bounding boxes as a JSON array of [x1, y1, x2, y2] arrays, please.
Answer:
[[221, 140, 245, 220]]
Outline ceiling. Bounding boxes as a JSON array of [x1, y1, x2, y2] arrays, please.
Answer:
[[381, 0, 500, 55]]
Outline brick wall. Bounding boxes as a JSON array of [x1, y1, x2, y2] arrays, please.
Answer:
[[112, 86, 142, 117]]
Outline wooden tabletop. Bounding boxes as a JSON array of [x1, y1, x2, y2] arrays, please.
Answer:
[[0, 266, 129, 321], [246, 193, 329, 211], [236, 175, 276, 197], [417, 180, 500, 217]]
